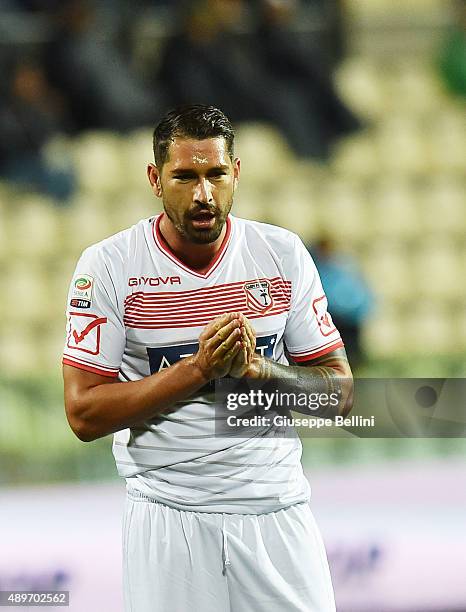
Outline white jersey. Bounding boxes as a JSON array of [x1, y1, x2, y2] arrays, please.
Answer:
[[63, 214, 343, 513]]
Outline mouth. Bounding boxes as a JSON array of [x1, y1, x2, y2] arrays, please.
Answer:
[[189, 210, 216, 230]]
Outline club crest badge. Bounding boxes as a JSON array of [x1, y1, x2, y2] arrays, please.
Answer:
[[244, 280, 273, 313]]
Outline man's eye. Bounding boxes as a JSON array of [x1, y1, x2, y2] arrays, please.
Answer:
[[174, 175, 194, 181]]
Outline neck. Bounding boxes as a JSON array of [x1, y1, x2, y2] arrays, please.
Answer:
[[159, 213, 227, 273]]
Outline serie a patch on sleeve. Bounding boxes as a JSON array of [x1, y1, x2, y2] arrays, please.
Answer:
[[70, 274, 94, 308]]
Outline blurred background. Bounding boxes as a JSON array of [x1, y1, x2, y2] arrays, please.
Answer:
[[0, 0, 465, 610]]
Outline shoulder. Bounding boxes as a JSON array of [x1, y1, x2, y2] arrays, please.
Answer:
[[233, 216, 317, 283], [79, 217, 151, 268], [234, 216, 300, 255]]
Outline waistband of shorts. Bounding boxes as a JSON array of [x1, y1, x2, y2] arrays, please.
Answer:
[[127, 488, 162, 504], [126, 486, 309, 516]]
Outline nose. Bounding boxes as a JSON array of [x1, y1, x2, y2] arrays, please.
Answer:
[[193, 177, 213, 204]]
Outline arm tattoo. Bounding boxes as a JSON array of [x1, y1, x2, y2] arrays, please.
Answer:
[[250, 348, 352, 417]]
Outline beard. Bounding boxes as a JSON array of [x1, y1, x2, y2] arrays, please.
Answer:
[[164, 198, 233, 244]]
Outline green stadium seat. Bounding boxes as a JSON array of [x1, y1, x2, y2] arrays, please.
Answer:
[[122, 128, 157, 190], [72, 132, 124, 195], [361, 306, 409, 357], [7, 195, 61, 259]]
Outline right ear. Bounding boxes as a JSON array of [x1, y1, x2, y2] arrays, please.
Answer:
[[147, 163, 162, 197]]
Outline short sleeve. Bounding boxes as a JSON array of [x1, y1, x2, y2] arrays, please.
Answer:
[[284, 236, 344, 362], [62, 246, 125, 377]]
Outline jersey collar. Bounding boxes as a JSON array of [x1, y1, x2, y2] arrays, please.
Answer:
[[152, 213, 233, 279]]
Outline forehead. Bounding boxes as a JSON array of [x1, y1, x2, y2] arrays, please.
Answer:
[[165, 137, 231, 169]]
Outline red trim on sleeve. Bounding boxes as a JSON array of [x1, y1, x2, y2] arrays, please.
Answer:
[[289, 340, 344, 362], [62, 357, 119, 378]]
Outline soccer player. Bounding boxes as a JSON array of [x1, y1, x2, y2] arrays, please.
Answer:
[[63, 105, 353, 612]]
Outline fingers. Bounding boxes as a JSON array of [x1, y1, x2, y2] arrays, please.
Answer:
[[210, 338, 242, 377], [230, 341, 247, 372], [242, 316, 256, 344], [196, 313, 256, 380], [223, 341, 242, 364], [227, 314, 256, 378], [238, 314, 256, 362], [215, 318, 241, 342], [210, 325, 242, 362], [205, 318, 240, 357], [199, 312, 238, 342]]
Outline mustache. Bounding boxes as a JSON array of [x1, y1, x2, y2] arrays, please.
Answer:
[[187, 206, 218, 218]]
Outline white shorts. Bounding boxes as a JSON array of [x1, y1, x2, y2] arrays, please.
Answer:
[[123, 490, 336, 612]]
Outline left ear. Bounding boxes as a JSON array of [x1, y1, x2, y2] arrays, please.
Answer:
[[233, 157, 240, 191], [147, 163, 162, 197]]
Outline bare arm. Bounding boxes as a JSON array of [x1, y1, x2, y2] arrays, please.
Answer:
[[64, 312, 247, 442], [243, 347, 354, 418]]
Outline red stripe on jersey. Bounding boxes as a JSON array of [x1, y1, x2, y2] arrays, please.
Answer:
[[124, 307, 290, 326], [289, 337, 339, 356], [153, 214, 232, 279], [124, 293, 290, 316], [62, 357, 119, 377], [289, 340, 344, 362], [124, 307, 290, 329], [125, 286, 291, 307], [63, 352, 119, 373], [126, 293, 250, 310]]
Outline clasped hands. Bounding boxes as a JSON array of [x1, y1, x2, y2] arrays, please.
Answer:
[[193, 312, 257, 381]]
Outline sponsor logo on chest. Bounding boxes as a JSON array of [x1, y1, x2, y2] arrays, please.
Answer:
[[147, 334, 278, 375], [128, 276, 181, 287]]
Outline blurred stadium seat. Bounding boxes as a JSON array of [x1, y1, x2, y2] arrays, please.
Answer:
[[235, 123, 295, 185], [361, 240, 413, 302], [369, 180, 421, 240], [331, 133, 379, 179], [375, 115, 429, 175], [233, 182, 271, 222], [7, 195, 62, 259], [413, 240, 464, 301], [122, 128, 156, 191], [63, 194, 114, 253], [317, 179, 369, 245], [72, 132, 124, 195], [406, 302, 454, 354], [335, 58, 386, 120], [361, 306, 409, 357], [422, 178, 466, 238]]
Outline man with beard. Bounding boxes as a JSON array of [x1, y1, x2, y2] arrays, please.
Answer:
[[63, 105, 352, 611]]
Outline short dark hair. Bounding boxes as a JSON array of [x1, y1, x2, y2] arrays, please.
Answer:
[[153, 105, 235, 168]]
